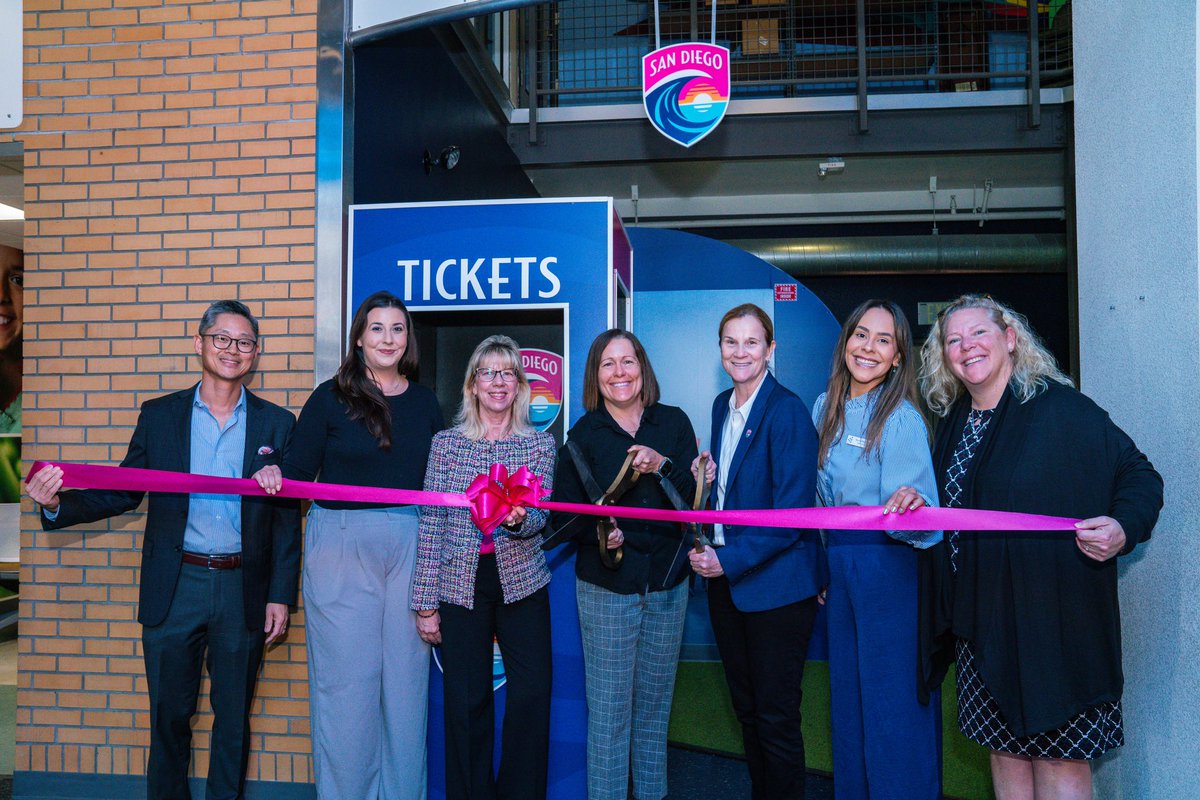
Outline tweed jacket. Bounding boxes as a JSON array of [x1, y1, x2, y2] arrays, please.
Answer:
[[412, 427, 556, 610]]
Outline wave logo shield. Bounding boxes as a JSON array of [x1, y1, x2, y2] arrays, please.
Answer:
[[643, 43, 730, 148], [520, 348, 563, 432]]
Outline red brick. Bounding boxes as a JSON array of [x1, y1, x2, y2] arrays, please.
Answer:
[[136, 76, 188, 96], [113, 25, 164, 43], [114, 128, 163, 146], [188, 107, 239, 126], [190, 73, 239, 91], [239, 105, 290, 123], [20, 2, 319, 785], [112, 59, 163, 77], [89, 9, 138, 27], [136, 6, 188, 24], [63, 60, 115, 77]]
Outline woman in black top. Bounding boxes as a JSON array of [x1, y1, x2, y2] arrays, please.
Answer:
[[550, 329, 698, 800], [256, 291, 444, 800], [918, 294, 1162, 800]]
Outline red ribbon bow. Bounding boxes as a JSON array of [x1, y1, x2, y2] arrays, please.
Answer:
[[465, 464, 550, 535]]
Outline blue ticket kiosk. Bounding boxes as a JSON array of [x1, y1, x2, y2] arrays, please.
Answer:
[[347, 201, 840, 795], [349, 197, 632, 800]]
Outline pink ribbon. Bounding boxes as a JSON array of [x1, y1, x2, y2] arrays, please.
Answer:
[[29, 460, 1080, 535], [464, 464, 551, 533], [30, 460, 470, 511]]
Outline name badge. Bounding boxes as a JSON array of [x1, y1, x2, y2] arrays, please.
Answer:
[[845, 435, 867, 448]]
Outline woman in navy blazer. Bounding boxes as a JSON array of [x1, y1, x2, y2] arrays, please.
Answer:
[[690, 303, 827, 800]]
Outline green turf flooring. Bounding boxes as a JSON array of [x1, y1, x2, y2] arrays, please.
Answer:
[[668, 661, 995, 800]]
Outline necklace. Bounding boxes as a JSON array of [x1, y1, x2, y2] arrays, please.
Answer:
[[616, 411, 642, 437]]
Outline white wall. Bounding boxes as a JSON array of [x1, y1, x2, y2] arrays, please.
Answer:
[[0, 1, 20, 129], [1073, 2, 1200, 798]]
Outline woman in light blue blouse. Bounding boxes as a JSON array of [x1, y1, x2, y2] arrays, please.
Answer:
[[812, 299, 941, 800]]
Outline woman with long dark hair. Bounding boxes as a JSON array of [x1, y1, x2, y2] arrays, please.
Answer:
[[255, 290, 444, 800], [812, 300, 940, 799]]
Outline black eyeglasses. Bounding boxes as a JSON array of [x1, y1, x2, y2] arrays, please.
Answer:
[[475, 367, 517, 384], [202, 333, 258, 353]]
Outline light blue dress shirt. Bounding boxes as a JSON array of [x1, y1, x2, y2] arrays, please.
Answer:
[[184, 385, 247, 554], [813, 390, 941, 548]]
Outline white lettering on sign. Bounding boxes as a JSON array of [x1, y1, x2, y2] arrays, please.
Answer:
[[681, 48, 724, 70], [646, 51, 676, 79], [522, 352, 559, 376], [396, 256, 563, 302]]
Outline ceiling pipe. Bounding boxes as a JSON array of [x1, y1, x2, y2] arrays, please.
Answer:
[[626, 210, 1066, 229], [728, 233, 1066, 276]]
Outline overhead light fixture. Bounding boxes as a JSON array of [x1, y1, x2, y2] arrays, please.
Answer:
[[422, 145, 462, 175], [0, 203, 22, 221], [817, 157, 845, 178]]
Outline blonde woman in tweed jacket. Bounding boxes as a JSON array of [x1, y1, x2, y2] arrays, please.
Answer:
[[412, 335, 556, 800]]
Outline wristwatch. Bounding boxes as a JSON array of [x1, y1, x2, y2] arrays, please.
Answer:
[[654, 458, 673, 480]]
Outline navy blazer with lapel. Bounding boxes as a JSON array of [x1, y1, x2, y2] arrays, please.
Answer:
[[42, 384, 301, 630], [710, 371, 827, 612]]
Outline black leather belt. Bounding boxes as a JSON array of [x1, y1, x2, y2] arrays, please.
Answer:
[[181, 551, 242, 570]]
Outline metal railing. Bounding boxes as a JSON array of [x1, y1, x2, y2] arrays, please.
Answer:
[[518, 0, 1072, 131]]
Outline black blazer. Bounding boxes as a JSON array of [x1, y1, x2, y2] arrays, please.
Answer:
[[42, 385, 301, 631]]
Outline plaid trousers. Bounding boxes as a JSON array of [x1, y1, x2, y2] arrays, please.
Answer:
[[576, 577, 689, 800]]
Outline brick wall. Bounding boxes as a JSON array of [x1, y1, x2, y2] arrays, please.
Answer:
[[4, 0, 319, 786]]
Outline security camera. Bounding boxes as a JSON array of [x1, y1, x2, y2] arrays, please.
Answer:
[[817, 157, 845, 178]]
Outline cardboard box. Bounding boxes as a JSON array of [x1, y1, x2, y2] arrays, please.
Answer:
[[742, 18, 779, 55]]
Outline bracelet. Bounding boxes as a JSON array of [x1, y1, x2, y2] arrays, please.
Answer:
[[415, 609, 437, 618]]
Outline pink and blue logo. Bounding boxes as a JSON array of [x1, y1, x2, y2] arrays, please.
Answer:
[[642, 43, 730, 148], [520, 348, 563, 432]]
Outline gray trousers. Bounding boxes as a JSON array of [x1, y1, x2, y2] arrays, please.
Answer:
[[576, 578, 689, 800], [305, 506, 429, 800]]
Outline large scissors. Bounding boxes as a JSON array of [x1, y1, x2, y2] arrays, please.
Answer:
[[560, 441, 641, 569]]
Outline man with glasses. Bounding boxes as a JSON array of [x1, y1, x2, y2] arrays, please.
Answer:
[[26, 299, 301, 800]]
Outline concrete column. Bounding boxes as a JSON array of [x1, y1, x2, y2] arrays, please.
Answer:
[[1073, 3, 1199, 798]]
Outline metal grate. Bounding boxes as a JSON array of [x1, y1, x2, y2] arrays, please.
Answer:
[[526, 0, 1072, 107]]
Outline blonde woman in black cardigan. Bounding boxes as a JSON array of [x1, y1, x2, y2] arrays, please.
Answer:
[[918, 295, 1163, 800]]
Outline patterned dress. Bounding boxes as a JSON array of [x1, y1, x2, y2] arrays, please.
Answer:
[[945, 408, 1123, 759]]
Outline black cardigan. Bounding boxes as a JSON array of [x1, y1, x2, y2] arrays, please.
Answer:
[[918, 382, 1163, 737]]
